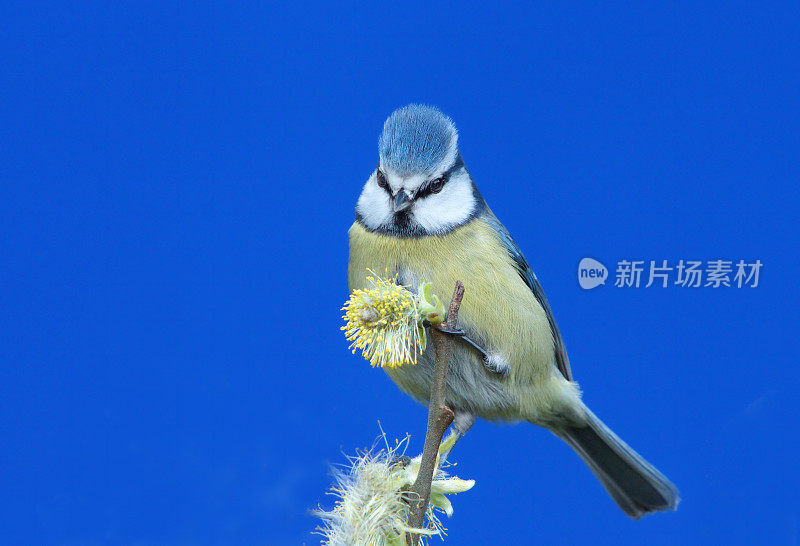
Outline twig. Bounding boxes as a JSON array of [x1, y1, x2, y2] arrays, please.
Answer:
[[406, 281, 465, 545]]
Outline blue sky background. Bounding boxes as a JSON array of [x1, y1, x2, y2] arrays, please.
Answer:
[[2, 2, 798, 545]]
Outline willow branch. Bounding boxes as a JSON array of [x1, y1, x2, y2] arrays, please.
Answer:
[[406, 281, 465, 545]]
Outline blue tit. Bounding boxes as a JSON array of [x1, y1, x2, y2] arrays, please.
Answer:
[[348, 104, 679, 518]]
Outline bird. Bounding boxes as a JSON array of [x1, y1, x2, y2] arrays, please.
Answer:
[[347, 104, 679, 518]]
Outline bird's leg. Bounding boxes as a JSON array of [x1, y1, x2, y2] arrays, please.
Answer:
[[435, 326, 510, 377], [438, 411, 476, 467], [435, 327, 484, 357]]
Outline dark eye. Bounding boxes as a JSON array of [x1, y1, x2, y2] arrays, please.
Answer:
[[429, 177, 445, 193], [376, 170, 389, 191]]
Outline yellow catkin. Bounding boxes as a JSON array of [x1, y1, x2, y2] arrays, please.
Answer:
[[341, 272, 424, 368]]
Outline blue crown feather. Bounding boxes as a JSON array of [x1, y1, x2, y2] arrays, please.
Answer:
[[379, 105, 458, 176]]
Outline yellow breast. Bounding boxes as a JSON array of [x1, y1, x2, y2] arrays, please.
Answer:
[[348, 216, 556, 388]]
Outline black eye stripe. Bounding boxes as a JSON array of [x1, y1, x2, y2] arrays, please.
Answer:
[[417, 177, 444, 198], [418, 155, 465, 196], [375, 155, 466, 200], [375, 169, 391, 193]]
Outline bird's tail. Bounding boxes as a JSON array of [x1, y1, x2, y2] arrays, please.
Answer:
[[555, 408, 680, 518]]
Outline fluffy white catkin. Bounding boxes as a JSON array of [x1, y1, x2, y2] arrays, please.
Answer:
[[314, 435, 473, 545]]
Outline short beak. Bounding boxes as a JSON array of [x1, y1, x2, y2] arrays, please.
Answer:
[[393, 189, 413, 213]]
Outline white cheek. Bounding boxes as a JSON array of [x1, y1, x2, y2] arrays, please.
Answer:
[[355, 178, 393, 229], [410, 175, 475, 233]]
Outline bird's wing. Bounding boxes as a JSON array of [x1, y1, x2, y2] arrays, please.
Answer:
[[482, 211, 573, 381]]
